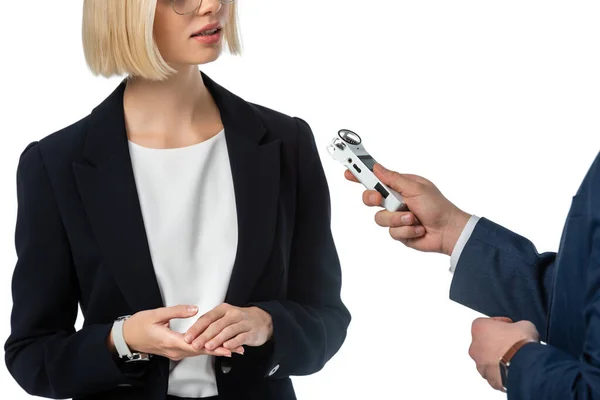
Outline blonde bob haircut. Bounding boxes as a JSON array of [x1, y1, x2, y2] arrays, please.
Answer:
[[82, 0, 241, 81]]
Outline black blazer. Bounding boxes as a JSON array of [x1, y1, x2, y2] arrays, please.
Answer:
[[4, 72, 351, 400]]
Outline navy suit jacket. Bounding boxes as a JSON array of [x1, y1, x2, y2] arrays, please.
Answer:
[[4, 72, 351, 400], [450, 152, 600, 399]]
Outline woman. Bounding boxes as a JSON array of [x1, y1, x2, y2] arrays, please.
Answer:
[[3, 1, 351, 399]]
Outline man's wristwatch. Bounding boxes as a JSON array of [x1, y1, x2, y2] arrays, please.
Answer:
[[499, 338, 536, 391], [112, 315, 151, 362]]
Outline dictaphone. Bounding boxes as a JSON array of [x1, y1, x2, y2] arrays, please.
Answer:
[[327, 129, 408, 212]]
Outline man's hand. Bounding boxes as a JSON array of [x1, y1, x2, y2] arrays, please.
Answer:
[[344, 163, 471, 255], [183, 303, 273, 353], [468, 317, 539, 391]]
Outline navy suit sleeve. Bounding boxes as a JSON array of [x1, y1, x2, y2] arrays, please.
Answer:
[[4, 143, 145, 399], [502, 165, 600, 399], [449, 218, 556, 341], [248, 117, 351, 378]]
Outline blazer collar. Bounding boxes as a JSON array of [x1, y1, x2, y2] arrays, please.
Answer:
[[81, 71, 267, 167]]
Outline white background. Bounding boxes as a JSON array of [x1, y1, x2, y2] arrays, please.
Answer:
[[1, 1, 600, 399]]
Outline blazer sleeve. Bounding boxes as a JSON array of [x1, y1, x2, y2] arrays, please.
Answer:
[[449, 217, 556, 341], [248, 117, 352, 378], [4, 142, 146, 399], [501, 165, 600, 400]]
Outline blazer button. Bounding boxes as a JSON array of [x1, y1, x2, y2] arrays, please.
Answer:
[[221, 360, 233, 374], [268, 364, 280, 376]]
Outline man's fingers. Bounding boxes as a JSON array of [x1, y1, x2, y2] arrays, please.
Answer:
[[389, 226, 425, 241], [491, 317, 513, 323], [151, 305, 199, 324], [373, 163, 413, 195], [363, 190, 383, 207], [344, 169, 359, 182], [375, 210, 418, 227]]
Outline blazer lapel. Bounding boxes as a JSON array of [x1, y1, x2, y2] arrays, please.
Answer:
[[73, 81, 164, 313], [202, 73, 281, 306]]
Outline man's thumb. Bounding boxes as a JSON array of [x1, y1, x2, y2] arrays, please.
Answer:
[[374, 163, 408, 193]]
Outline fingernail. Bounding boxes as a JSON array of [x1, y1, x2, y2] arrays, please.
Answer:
[[370, 194, 378, 203], [401, 215, 412, 224], [378, 164, 387, 172], [206, 342, 214, 350], [415, 226, 425, 235], [184, 335, 192, 343], [187, 305, 198, 313], [192, 342, 200, 350]]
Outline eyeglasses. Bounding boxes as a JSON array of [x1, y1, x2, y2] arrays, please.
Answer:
[[171, 0, 235, 15]]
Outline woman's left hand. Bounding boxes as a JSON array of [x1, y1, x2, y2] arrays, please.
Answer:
[[183, 303, 273, 353]]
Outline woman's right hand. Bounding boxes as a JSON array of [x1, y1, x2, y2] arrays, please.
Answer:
[[344, 163, 471, 256], [118, 305, 244, 360]]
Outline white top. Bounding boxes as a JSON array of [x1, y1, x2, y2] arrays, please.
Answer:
[[128, 129, 238, 398]]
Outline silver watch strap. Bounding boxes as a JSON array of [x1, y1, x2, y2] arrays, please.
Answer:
[[112, 316, 132, 359]]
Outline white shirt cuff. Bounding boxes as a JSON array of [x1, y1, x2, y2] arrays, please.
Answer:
[[449, 215, 480, 273]]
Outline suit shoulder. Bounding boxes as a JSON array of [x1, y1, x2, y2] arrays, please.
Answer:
[[17, 115, 89, 176], [249, 103, 312, 138], [37, 116, 89, 164]]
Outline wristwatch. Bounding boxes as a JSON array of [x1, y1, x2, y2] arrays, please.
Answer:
[[112, 315, 151, 362], [499, 338, 536, 391]]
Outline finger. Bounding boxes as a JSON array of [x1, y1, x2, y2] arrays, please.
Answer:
[[344, 169, 359, 182], [158, 329, 202, 358], [223, 332, 251, 351], [471, 317, 488, 337], [389, 225, 425, 242], [206, 323, 250, 350], [151, 305, 199, 324], [199, 346, 243, 357], [176, 346, 233, 359], [490, 379, 504, 392], [484, 367, 504, 391], [162, 328, 233, 358], [362, 190, 383, 207], [476, 364, 486, 379], [190, 308, 243, 349], [375, 210, 418, 228], [491, 317, 513, 323], [372, 163, 413, 195], [184, 305, 228, 344], [207, 346, 233, 357]]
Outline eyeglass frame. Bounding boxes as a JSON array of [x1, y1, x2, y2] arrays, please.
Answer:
[[170, 0, 236, 16]]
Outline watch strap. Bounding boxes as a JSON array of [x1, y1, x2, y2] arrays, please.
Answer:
[[112, 316, 133, 359], [499, 338, 536, 391], [501, 338, 536, 365]]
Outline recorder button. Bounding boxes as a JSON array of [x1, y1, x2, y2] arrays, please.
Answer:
[[374, 183, 389, 199]]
